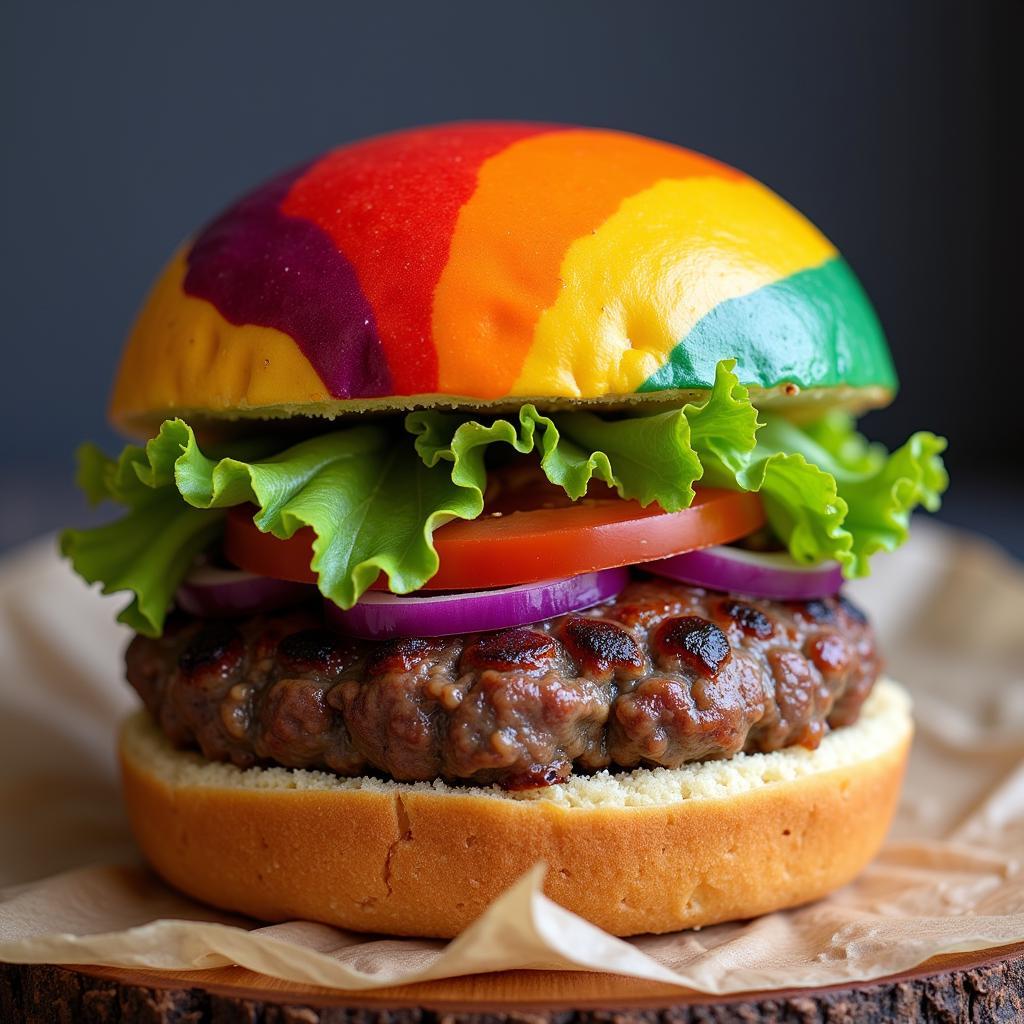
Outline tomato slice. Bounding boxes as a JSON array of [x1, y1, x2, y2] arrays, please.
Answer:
[[224, 468, 765, 591]]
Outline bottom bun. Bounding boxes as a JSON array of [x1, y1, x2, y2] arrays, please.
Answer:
[[119, 678, 912, 938]]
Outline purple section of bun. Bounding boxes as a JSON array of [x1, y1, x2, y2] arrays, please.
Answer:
[[183, 165, 392, 398]]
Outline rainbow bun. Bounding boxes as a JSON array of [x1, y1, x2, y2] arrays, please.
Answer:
[[109, 122, 896, 432]]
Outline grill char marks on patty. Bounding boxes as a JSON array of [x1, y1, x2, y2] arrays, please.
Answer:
[[125, 578, 881, 789]]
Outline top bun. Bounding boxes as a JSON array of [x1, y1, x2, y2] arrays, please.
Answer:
[[110, 122, 896, 434]]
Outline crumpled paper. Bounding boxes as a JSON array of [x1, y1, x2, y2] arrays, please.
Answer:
[[1, 520, 1022, 993]]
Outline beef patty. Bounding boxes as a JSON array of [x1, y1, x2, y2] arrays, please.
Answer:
[[126, 577, 880, 789]]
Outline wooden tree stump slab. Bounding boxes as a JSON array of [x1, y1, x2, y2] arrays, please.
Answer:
[[2, 942, 1023, 1024]]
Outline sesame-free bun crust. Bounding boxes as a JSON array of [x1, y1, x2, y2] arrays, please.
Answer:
[[119, 679, 911, 938], [109, 123, 896, 435]]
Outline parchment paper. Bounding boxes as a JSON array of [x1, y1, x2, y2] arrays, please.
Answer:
[[1, 520, 1022, 993]]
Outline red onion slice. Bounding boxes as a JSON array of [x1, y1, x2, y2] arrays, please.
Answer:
[[325, 567, 630, 639], [175, 565, 314, 617], [644, 546, 843, 600]]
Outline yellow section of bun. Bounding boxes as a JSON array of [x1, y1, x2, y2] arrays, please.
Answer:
[[119, 679, 911, 938], [109, 248, 330, 428], [514, 178, 836, 398]]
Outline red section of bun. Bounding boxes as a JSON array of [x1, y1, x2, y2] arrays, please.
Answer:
[[281, 122, 552, 393]]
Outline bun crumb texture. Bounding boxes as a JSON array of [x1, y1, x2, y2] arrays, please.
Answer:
[[120, 679, 911, 937]]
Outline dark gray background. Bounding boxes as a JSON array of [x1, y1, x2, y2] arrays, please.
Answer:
[[2, 0, 1020, 554]]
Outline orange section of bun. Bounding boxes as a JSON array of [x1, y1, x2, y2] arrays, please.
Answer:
[[433, 129, 741, 399], [119, 681, 911, 938]]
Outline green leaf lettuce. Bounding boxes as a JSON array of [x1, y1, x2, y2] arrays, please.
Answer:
[[61, 360, 947, 636]]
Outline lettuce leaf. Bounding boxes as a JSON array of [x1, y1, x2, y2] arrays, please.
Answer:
[[61, 439, 230, 635], [407, 403, 702, 511], [752, 414, 948, 574], [62, 361, 948, 637], [410, 360, 948, 579], [683, 365, 947, 576], [62, 420, 486, 635]]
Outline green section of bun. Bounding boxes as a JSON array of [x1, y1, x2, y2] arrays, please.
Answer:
[[641, 258, 897, 396]]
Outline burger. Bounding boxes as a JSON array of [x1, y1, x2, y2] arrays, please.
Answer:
[[63, 122, 947, 938]]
